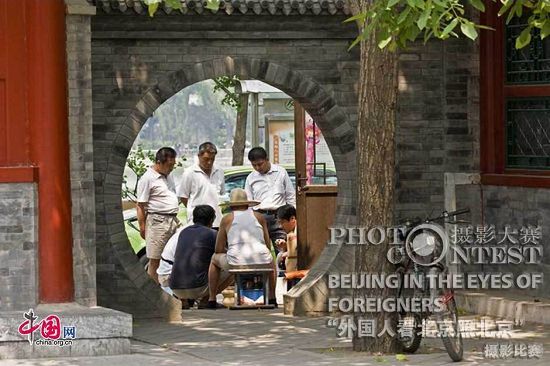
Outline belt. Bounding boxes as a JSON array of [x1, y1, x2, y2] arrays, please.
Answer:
[[257, 209, 278, 215], [149, 212, 178, 217]]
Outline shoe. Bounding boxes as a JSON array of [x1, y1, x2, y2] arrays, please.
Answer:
[[181, 299, 190, 310], [181, 299, 195, 310], [204, 300, 223, 309], [196, 298, 210, 309]]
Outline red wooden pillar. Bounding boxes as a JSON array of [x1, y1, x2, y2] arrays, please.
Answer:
[[26, 0, 74, 303]]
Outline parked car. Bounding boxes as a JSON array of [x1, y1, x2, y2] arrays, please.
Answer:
[[124, 164, 336, 263], [219, 165, 297, 205], [221, 164, 337, 202]]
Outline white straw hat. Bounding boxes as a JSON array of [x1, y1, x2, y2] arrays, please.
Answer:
[[222, 188, 259, 208]]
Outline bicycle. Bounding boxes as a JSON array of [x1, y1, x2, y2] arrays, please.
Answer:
[[394, 208, 469, 362]]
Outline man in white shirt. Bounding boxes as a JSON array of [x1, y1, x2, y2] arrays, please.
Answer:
[[156, 227, 184, 289], [156, 226, 185, 299], [177, 142, 225, 229], [244, 147, 296, 250], [136, 147, 180, 284]]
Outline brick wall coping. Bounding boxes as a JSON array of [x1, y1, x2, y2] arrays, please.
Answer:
[[87, 0, 351, 16]]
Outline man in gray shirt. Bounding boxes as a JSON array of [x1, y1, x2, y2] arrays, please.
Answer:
[[136, 147, 180, 284]]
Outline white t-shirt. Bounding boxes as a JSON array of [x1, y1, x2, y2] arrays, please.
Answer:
[[136, 167, 179, 214], [157, 226, 185, 276], [177, 164, 224, 227], [244, 164, 296, 211]]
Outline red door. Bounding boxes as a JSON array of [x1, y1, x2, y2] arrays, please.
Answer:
[[0, 0, 30, 166]]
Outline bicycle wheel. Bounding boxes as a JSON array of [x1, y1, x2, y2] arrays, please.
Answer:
[[396, 267, 423, 353], [433, 287, 463, 362], [397, 312, 423, 353]]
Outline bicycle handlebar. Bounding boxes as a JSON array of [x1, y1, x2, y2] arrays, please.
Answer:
[[427, 208, 470, 222], [399, 208, 470, 227], [447, 208, 470, 217]]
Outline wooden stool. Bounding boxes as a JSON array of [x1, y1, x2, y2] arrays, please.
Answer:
[[228, 267, 274, 310]]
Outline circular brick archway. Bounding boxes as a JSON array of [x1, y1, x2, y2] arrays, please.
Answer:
[[98, 57, 357, 316]]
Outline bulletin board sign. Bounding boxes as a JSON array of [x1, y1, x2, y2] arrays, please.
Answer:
[[265, 114, 295, 165]]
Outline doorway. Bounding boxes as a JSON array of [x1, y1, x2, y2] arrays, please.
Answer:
[[93, 58, 357, 317], [294, 104, 338, 270]]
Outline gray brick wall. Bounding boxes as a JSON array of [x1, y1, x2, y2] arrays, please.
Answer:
[[481, 186, 550, 297], [0, 183, 38, 311], [395, 37, 479, 220], [67, 14, 97, 307], [91, 13, 360, 316]]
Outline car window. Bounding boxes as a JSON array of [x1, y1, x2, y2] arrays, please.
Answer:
[[311, 175, 338, 185], [288, 171, 296, 187], [225, 174, 247, 193], [310, 168, 337, 185], [286, 168, 337, 185], [223, 168, 336, 193]]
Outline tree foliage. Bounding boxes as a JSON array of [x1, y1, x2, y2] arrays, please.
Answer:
[[347, 0, 550, 50], [213, 75, 242, 111], [144, 0, 220, 16], [137, 80, 237, 150]]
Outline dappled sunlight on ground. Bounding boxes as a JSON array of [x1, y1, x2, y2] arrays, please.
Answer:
[[4, 310, 549, 365], [130, 309, 550, 365]]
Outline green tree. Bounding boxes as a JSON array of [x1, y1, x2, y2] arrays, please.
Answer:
[[349, 0, 549, 354], [212, 75, 249, 166], [349, 0, 550, 50], [136, 80, 237, 149]]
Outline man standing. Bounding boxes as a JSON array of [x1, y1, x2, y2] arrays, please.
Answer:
[[136, 147, 180, 284], [244, 147, 296, 248], [177, 142, 224, 229]]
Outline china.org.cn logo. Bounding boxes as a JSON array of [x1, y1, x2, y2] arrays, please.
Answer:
[[17, 309, 77, 347]]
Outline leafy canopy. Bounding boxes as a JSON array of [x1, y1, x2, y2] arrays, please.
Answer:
[[347, 0, 550, 50], [144, 0, 220, 16], [144, 0, 550, 51], [213, 75, 243, 111]]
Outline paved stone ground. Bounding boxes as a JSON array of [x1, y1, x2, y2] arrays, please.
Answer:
[[2, 309, 550, 365]]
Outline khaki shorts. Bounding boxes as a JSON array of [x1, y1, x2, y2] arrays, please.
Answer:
[[211, 253, 230, 270], [173, 285, 208, 300], [145, 213, 179, 259], [172, 269, 231, 300]]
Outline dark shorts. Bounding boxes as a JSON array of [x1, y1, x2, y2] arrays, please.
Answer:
[[263, 213, 286, 254]]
